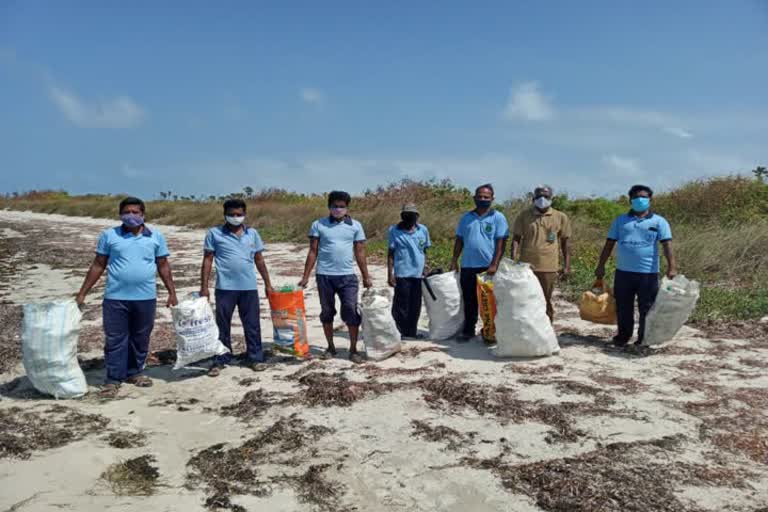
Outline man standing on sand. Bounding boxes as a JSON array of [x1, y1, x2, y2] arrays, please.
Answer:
[[299, 190, 373, 363], [76, 197, 178, 398], [511, 185, 572, 323], [595, 184, 678, 347], [200, 198, 275, 377], [387, 203, 431, 339], [450, 184, 509, 342]]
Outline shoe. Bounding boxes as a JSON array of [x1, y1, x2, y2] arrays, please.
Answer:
[[320, 348, 337, 360], [125, 375, 153, 387], [98, 383, 121, 399], [207, 365, 222, 377], [250, 362, 268, 372], [349, 352, 365, 365], [612, 335, 629, 347]]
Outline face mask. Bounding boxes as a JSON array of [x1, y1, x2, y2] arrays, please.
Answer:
[[330, 207, 348, 219], [631, 197, 651, 213], [474, 199, 492, 209], [120, 213, 144, 228], [534, 197, 552, 210], [401, 212, 418, 226], [225, 215, 246, 226]]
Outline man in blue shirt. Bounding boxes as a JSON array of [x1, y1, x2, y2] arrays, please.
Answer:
[[595, 184, 678, 346], [201, 199, 275, 376], [298, 190, 372, 363], [450, 184, 510, 341], [387, 203, 431, 339], [76, 197, 178, 397]]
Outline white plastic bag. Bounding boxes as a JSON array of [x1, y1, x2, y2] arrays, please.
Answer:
[[643, 275, 700, 346], [493, 259, 560, 357], [172, 297, 228, 369], [360, 289, 402, 361], [423, 272, 464, 340], [22, 300, 88, 398]]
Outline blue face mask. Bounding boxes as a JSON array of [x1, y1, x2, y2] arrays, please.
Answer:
[[120, 213, 144, 228], [631, 197, 650, 213]]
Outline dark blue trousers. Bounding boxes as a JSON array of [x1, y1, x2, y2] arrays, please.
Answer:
[[215, 289, 264, 364], [614, 270, 660, 344], [460, 267, 487, 336], [103, 299, 156, 384], [392, 277, 423, 338]]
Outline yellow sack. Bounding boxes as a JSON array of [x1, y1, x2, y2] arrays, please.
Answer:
[[477, 273, 497, 342], [579, 279, 617, 325]]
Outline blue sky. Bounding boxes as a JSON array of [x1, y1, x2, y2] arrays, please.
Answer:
[[1, 1, 766, 200]]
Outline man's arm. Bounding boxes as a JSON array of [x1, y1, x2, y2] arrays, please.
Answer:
[[387, 249, 396, 287], [355, 241, 373, 288], [511, 234, 522, 260], [254, 252, 274, 296], [298, 238, 319, 288], [157, 257, 178, 307], [75, 255, 108, 306], [200, 252, 214, 298], [560, 237, 571, 276], [661, 240, 677, 279], [450, 237, 463, 272], [487, 238, 507, 275], [594, 240, 616, 278]]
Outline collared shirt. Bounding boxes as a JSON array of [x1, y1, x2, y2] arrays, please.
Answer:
[[512, 206, 572, 272], [607, 211, 672, 273], [309, 216, 366, 276], [96, 225, 170, 300], [204, 225, 265, 290], [388, 223, 431, 278], [455, 209, 510, 268]]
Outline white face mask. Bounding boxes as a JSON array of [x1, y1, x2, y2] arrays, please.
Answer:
[[534, 197, 552, 209], [225, 215, 246, 226]]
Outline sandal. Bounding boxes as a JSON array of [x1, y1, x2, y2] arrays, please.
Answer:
[[98, 383, 120, 399], [126, 375, 153, 387], [250, 362, 268, 372], [320, 348, 337, 360]]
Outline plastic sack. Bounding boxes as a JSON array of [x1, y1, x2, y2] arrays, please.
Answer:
[[360, 288, 402, 361], [493, 259, 560, 357], [578, 279, 617, 325], [477, 273, 497, 342], [268, 286, 310, 357], [423, 272, 464, 340], [22, 300, 88, 398], [172, 297, 228, 369], [643, 275, 700, 346]]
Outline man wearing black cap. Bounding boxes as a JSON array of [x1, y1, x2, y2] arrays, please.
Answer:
[[387, 204, 431, 339]]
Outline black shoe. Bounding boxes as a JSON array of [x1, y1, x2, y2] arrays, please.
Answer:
[[612, 335, 630, 347], [458, 333, 473, 343]]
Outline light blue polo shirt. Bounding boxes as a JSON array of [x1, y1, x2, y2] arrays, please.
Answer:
[[388, 224, 431, 278], [608, 212, 672, 274], [96, 225, 170, 301], [309, 216, 366, 276], [204, 225, 265, 290], [455, 209, 510, 268]]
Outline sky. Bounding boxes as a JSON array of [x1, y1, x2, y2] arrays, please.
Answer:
[[1, 0, 767, 200]]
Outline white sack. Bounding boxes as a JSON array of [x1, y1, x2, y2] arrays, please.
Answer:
[[172, 297, 228, 369], [423, 272, 464, 340], [643, 275, 700, 346], [361, 288, 402, 361]]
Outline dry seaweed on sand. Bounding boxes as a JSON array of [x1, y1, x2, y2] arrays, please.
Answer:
[[148, 397, 200, 410], [0, 405, 109, 459], [518, 377, 609, 398], [504, 363, 564, 375], [0, 303, 23, 374], [238, 377, 257, 386], [100, 454, 160, 496], [411, 420, 477, 451], [357, 362, 445, 379], [298, 372, 404, 407], [464, 434, 752, 512], [187, 414, 336, 509], [398, 346, 445, 358], [281, 360, 324, 381], [289, 464, 351, 512], [588, 372, 650, 393], [104, 431, 146, 449], [219, 389, 292, 422]]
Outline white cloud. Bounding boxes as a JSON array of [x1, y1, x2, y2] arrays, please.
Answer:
[[602, 154, 640, 175], [300, 87, 325, 106], [575, 106, 693, 139], [502, 82, 555, 121], [48, 85, 146, 128]]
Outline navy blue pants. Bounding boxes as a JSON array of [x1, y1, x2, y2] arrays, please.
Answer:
[[215, 289, 264, 364], [613, 270, 660, 344], [103, 299, 156, 384], [460, 267, 488, 336], [316, 274, 361, 326], [392, 277, 423, 338]]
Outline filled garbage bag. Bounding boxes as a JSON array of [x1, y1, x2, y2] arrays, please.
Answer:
[[477, 273, 497, 342], [643, 275, 700, 346], [268, 286, 310, 357], [578, 279, 617, 325], [360, 288, 402, 361], [172, 296, 228, 369], [423, 272, 464, 340], [22, 300, 88, 398]]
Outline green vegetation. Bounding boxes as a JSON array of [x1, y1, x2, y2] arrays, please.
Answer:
[[3, 174, 767, 322]]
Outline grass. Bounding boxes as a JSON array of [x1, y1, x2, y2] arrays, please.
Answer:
[[3, 175, 768, 322]]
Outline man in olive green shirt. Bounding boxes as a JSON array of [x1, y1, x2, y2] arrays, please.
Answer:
[[511, 185, 572, 322]]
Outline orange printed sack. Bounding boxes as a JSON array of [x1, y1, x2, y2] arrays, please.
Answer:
[[477, 273, 497, 343], [579, 279, 617, 325], [268, 287, 310, 357]]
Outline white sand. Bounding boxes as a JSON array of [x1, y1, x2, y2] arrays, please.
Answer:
[[1, 210, 767, 512]]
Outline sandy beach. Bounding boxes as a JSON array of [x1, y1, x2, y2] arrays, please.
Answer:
[[1, 209, 767, 512]]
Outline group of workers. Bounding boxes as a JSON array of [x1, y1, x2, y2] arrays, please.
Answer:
[[74, 182, 676, 397]]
